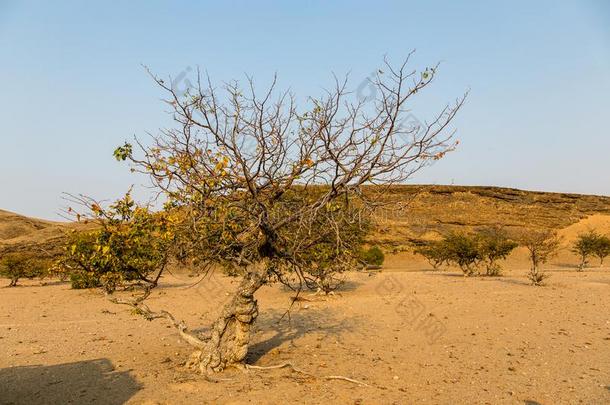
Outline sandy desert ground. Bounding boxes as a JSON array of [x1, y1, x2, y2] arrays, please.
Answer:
[[2, 208, 610, 404], [1, 247, 609, 405]]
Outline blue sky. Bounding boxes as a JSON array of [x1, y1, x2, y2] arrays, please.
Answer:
[[0, 0, 609, 219]]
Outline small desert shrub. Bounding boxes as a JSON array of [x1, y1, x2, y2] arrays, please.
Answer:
[[520, 230, 562, 286], [442, 232, 481, 275], [0, 252, 51, 287], [571, 230, 600, 270], [527, 268, 550, 286], [571, 230, 610, 267], [306, 270, 345, 295], [414, 242, 451, 270], [57, 193, 174, 292], [593, 235, 610, 266], [415, 228, 517, 276], [359, 245, 385, 267], [477, 227, 518, 276]]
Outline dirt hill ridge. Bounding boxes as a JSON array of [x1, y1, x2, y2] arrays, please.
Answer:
[[3, 185, 610, 255]]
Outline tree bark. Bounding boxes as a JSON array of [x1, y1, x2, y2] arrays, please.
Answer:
[[193, 261, 268, 373]]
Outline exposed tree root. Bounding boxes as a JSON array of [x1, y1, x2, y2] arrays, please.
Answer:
[[107, 287, 369, 387], [245, 362, 369, 386], [106, 267, 366, 387]]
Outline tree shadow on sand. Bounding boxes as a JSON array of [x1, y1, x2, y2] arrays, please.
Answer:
[[424, 271, 535, 286], [486, 277, 532, 286], [247, 307, 359, 365], [0, 358, 141, 405], [422, 271, 467, 278], [2, 280, 69, 289], [279, 279, 364, 294]]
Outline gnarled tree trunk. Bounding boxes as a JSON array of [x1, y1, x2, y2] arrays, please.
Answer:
[[193, 262, 268, 373]]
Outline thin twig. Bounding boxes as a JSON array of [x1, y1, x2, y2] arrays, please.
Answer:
[[245, 362, 369, 386]]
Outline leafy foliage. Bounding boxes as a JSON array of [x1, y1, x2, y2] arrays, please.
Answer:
[[283, 197, 370, 292], [57, 193, 175, 292], [593, 235, 610, 266], [113, 142, 133, 161], [0, 252, 51, 287], [415, 227, 517, 276], [571, 230, 600, 270], [414, 242, 451, 270], [443, 232, 481, 275], [571, 229, 610, 269], [359, 245, 385, 267]]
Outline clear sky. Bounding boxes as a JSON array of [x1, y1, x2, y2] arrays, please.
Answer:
[[1, 0, 609, 219]]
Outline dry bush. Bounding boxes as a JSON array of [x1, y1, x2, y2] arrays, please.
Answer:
[[520, 230, 562, 286], [593, 234, 610, 266], [442, 232, 481, 275], [0, 252, 51, 287], [415, 227, 517, 276], [476, 227, 518, 276], [571, 229, 600, 271], [414, 241, 451, 270], [359, 246, 385, 268], [415, 232, 481, 275]]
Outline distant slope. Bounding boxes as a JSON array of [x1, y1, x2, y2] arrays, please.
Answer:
[[0, 210, 60, 240], [0, 210, 74, 255], [369, 185, 610, 250], [3, 185, 610, 256]]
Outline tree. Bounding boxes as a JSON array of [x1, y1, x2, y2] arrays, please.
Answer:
[[62, 55, 466, 375], [477, 227, 518, 276], [571, 230, 600, 271], [520, 230, 562, 286], [415, 228, 517, 276], [414, 241, 451, 270], [0, 252, 50, 287], [593, 234, 610, 266], [442, 232, 482, 276]]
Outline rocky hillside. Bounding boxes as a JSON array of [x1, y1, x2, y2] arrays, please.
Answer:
[[2, 185, 610, 256], [369, 185, 610, 251]]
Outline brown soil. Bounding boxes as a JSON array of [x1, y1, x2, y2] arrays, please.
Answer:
[[2, 244, 609, 403]]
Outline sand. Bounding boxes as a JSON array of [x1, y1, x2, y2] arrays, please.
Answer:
[[1, 254, 609, 404]]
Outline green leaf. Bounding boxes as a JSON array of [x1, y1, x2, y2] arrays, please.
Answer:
[[113, 143, 133, 161]]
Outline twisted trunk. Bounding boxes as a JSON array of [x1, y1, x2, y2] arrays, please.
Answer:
[[193, 262, 268, 373]]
